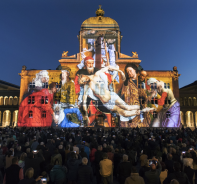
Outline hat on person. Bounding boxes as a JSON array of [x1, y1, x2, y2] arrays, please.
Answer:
[[84, 56, 94, 64]]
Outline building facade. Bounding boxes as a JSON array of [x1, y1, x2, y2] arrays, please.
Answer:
[[0, 80, 20, 127], [180, 80, 197, 127], [18, 6, 181, 128]]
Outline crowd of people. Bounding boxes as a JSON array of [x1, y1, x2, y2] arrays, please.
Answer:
[[0, 126, 196, 184]]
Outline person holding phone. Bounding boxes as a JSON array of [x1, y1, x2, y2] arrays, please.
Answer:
[[144, 158, 162, 184]]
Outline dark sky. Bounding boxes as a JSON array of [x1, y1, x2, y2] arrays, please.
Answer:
[[0, 0, 197, 88]]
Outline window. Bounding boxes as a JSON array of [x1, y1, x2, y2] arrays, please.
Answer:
[[95, 84, 99, 95], [28, 96, 35, 104], [151, 84, 154, 90], [56, 83, 61, 89], [42, 111, 46, 118], [164, 83, 167, 89], [13, 96, 18, 105], [153, 111, 157, 118], [4, 96, 8, 105], [167, 83, 170, 89], [9, 96, 13, 105], [45, 96, 48, 104], [41, 96, 48, 104], [0, 96, 3, 106], [166, 111, 171, 118], [29, 82, 35, 89], [28, 96, 31, 104], [29, 111, 33, 118], [42, 82, 48, 88]]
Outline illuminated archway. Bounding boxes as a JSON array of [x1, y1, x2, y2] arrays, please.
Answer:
[[180, 111, 184, 125], [194, 97, 197, 106], [12, 110, 18, 127], [4, 96, 8, 105], [188, 97, 192, 106], [186, 111, 194, 127], [13, 96, 18, 105], [9, 96, 13, 106], [2, 110, 11, 127], [0, 96, 3, 105], [195, 111, 197, 127]]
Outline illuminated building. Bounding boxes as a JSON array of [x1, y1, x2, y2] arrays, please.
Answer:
[[0, 80, 20, 127], [179, 80, 197, 128], [18, 6, 181, 128]]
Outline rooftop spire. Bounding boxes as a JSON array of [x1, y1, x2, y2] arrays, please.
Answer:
[[96, 5, 105, 17]]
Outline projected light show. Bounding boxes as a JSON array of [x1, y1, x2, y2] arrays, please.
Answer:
[[17, 6, 181, 128]]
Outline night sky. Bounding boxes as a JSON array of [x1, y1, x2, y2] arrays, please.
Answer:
[[0, 0, 197, 88]]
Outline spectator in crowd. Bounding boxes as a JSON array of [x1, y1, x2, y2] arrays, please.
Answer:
[[144, 158, 162, 184], [58, 145, 65, 165], [67, 151, 82, 184], [160, 162, 168, 184], [50, 159, 67, 184], [18, 167, 42, 184], [181, 151, 193, 170], [51, 148, 62, 166], [18, 152, 27, 171], [163, 162, 190, 184], [165, 153, 174, 176], [0, 149, 5, 178], [139, 159, 151, 179], [31, 138, 39, 151], [79, 147, 87, 158], [15, 146, 22, 159], [3, 157, 23, 184], [162, 147, 168, 163], [183, 159, 195, 184], [5, 150, 13, 169], [73, 142, 79, 153], [117, 154, 132, 184], [170, 179, 180, 184], [140, 151, 148, 167], [125, 166, 145, 184], [99, 153, 113, 184], [24, 152, 42, 179], [77, 157, 93, 184]]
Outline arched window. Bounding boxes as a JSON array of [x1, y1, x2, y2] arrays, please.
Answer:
[[9, 96, 13, 106], [29, 111, 33, 118], [188, 97, 192, 106], [195, 111, 197, 127], [180, 111, 184, 125], [186, 111, 194, 127], [0, 96, 3, 105], [193, 97, 197, 106], [12, 110, 18, 127], [13, 96, 18, 105], [4, 96, 8, 105], [2, 110, 11, 127]]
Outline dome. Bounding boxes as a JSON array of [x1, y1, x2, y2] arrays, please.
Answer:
[[81, 6, 119, 30]]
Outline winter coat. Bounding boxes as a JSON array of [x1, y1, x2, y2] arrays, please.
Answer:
[[125, 173, 145, 184], [50, 165, 67, 182]]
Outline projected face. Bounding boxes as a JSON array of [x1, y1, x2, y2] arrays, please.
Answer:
[[85, 60, 94, 68], [126, 67, 136, 79], [139, 71, 147, 81], [79, 75, 90, 85], [62, 71, 69, 80], [41, 77, 49, 83]]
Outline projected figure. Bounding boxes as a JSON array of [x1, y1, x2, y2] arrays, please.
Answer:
[[53, 105, 82, 128], [18, 82, 57, 127], [78, 66, 154, 124], [52, 70, 82, 128], [60, 69, 76, 106], [120, 64, 142, 127], [147, 78, 181, 127]]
